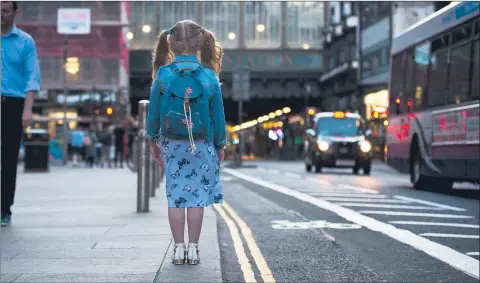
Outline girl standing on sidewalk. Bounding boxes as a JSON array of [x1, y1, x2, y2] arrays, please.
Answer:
[[146, 20, 226, 265]]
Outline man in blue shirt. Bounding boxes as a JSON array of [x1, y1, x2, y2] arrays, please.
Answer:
[[1, 1, 40, 226]]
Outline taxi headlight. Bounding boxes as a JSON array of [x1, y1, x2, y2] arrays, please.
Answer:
[[318, 141, 329, 152], [359, 141, 372, 153]]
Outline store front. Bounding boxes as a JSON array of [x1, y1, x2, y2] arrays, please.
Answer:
[[364, 89, 389, 160]]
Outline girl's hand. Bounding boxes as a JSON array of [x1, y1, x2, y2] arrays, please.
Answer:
[[149, 140, 164, 167], [216, 148, 225, 164]]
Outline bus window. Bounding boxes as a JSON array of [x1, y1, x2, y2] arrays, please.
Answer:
[[413, 41, 430, 109], [389, 54, 404, 112], [403, 50, 415, 112], [472, 39, 480, 99], [427, 50, 449, 107], [448, 43, 471, 104]]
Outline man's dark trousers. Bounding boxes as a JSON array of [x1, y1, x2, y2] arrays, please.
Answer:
[[1, 95, 25, 216]]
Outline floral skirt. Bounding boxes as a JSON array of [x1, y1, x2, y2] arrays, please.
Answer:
[[159, 136, 223, 208]]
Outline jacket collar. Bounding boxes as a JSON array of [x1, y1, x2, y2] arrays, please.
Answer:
[[173, 55, 199, 63]]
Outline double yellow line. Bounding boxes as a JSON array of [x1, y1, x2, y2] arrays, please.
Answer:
[[214, 202, 276, 283]]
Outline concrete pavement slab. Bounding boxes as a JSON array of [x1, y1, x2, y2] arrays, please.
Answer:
[[9, 273, 157, 283], [1, 167, 222, 283]]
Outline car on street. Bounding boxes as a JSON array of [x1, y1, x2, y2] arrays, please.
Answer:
[[304, 111, 373, 175]]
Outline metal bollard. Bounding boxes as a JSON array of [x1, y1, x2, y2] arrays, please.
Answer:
[[150, 154, 156, 197], [158, 166, 164, 188], [137, 100, 150, 213]]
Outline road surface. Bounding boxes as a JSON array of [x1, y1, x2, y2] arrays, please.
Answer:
[[215, 161, 479, 282]]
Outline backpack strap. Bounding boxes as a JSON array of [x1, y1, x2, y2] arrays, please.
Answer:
[[174, 65, 205, 78], [169, 63, 181, 74]]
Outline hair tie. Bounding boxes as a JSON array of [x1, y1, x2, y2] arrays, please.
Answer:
[[166, 29, 172, 35]]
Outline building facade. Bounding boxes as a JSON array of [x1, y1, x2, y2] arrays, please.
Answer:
[[318, 2, 359, 113], [16, 1, 130, 135], [358, 1, 439, 121], [128, 1, 326, 123]]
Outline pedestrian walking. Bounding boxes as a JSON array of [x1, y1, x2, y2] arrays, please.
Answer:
[[70, 127, 85, 167], [113, 124, 125, 168], [99, 126, 114, 168], [146, 20, 226, 265], [85, 129, 98, 168], [1, 1, 40, 226]]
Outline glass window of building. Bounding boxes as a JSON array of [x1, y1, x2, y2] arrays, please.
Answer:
[[343, 2, 352, 16], [130, 2, 197, 50], [245, 2, 282, 48], [202, 2, 240, 49], [130, 2, 158, 50], [330, 2, 341, 25], [286, 2, 324, 49], [157, 2, 197, 30], [20, 1, 40, 21]]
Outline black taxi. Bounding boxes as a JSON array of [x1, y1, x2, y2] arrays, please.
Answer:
[[304, 111, 373, 175]]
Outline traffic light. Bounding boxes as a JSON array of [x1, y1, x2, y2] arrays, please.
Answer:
[[106, 106, 113, 115], [407, 99, 413, 112], [307, 107, 316, 116], [395, 97, 401, 114]]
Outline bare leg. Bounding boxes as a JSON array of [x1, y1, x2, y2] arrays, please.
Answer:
[[168, 208, 186, 244], [187, 208, 204, 244]]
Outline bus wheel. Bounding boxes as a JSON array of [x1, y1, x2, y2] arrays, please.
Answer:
[[411, 149, 428, 190]]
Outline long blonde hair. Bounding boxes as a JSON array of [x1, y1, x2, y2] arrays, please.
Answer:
[[151, 20, 223, 79]]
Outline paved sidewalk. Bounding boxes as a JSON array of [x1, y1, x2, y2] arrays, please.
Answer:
[[1, 166, 221, 282]]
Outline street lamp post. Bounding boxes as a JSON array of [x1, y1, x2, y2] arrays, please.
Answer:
[[57, 7, 91, 165], [305, 83, 312, 110], [62, 35, 69, 165]]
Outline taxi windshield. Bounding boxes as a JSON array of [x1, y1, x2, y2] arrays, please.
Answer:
[[316, 117, 365, 137]]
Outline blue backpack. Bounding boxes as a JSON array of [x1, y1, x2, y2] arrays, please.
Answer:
[[159, 63, 210, 147]]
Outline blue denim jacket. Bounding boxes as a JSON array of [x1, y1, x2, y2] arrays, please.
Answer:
[[146, 55, 227, 149]]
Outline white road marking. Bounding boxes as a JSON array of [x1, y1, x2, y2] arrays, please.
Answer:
[[307, 177, 331, 185], [271, 220, 362, 230], [284, 172, 301, 179], [467, 252, 480, 256], [336, 203, 445, 210], [266, 169, 280, 174], [322, 198, 411, 203], [389, 221, 480, 229], [224, 168, 479, 279], [358, 211, 473, 219], [220, 176, 234, 182], [394, 195, 466, 212], [420, 233, 480, 239], [339, 184, 379, 194], [310, 193, 389, 198], [299, 188, 368, 194]]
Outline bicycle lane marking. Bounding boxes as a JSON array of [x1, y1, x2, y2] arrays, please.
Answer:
[[223, 168, 480, 279]]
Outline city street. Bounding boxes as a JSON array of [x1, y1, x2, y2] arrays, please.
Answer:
[[217, 161, 479, 282], [1, 161, 478, 282]]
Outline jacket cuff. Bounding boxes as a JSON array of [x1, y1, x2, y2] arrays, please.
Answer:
[[145, 132, 160, 141], [214, 139, 227, 150]]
